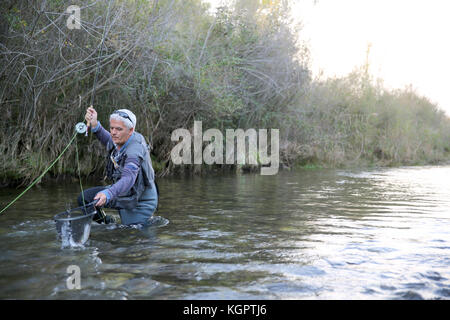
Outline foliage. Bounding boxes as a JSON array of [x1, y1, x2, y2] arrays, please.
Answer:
[[0, 0, 449, 186]]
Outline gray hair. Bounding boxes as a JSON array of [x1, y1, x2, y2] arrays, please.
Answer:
[[110, 114, 134, 129], [109, 109, 136, 129]]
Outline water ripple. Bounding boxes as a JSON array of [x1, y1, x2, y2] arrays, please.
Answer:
[[1, 166, 450, 299]]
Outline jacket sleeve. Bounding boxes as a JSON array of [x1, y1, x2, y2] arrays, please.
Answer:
[[102, 156, 140, 203], [92, 121, 113, 147]]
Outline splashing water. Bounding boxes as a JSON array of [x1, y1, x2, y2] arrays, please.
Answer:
[[59, 220, 90, 249]]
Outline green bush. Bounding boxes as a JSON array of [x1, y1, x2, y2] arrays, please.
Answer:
[[0, 0, 449, 186]]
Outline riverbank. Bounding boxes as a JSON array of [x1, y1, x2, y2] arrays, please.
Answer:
[[3, 156, 450, 189]]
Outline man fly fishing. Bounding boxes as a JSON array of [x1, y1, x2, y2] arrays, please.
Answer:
[[78, 107, 158, 225]]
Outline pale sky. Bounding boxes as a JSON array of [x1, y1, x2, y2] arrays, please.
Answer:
[[207, 0, 450, 116]]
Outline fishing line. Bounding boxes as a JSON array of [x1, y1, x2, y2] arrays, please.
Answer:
[[75, 134, 86, 209], [0, 127, 92, 215], [1, 1, 115, 215], [0, 131, 78, 215]]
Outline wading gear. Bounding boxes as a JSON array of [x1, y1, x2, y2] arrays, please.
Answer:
[[105, 132, 155, 210]]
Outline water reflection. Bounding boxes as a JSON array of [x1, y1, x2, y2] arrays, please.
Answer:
[[0, 166, 449, 299]]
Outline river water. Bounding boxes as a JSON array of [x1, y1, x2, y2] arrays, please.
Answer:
[[0, 166, 449, 299]]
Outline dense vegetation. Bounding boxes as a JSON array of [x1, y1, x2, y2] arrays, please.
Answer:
[[1, 0, 449, 186]]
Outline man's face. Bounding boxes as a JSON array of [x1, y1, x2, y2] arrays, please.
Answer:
[[110, 119, 133, 147]]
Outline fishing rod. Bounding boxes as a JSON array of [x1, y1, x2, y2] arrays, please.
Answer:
[[84, 0, 114, 136]]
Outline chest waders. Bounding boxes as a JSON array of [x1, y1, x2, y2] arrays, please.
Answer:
[[105, 133, 156, 210]]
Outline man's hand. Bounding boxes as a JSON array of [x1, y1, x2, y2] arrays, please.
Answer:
[[85, 106, 98, 129], [94, 192, 107, 207]]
